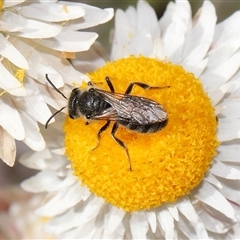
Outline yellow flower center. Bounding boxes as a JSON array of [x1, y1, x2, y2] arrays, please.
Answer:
[[64, 56, 218, 212]]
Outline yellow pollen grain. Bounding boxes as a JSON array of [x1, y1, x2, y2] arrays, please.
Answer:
[[15, 69, 25, 84], [64, 56, 219, 212]]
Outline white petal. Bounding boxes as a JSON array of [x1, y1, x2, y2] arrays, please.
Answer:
[[181, 1, 216, 66], [2, 0, 25, 8], [51, 148, 65, 155], [2, 11, 62, 38], [214, 11, 240, 51], [0, 95, 25, 140], [10, 38, 64, 88], [177, 214, 209, 239], [219, 98, 240, 118], [105, 220, 125, 239], [19, 146, 68, 170], [111, 9, 133, 60], [217, 117, 240, 141], [157, 209, 174, 239], [37, 0, 57, 2], [106, 207, 125, 235], [130, 211, 148, 239], [159, 1, 191, 61], [206, 41, 240, 71], [37, 83, 69, 114], [14, 76, 53, 125], [113, 4, 156, 59], [0, 19, 22, 32], [62, 3, 114, 30], [151, 37, 165, 60], [20, 111, 45, 151], [175, 0, 192, 27], [219, 178, 240, 204], [72, 42, 109, 73], [167, 205, 179, 221], [16, 2, 85, 22], [129, 30, 154, 57], [210, 161, 240, 180], [35, 31, 98, 52], [19, 149, 51, 170], [201, 52, 240, 89], [217, 141, 240, 162], [35, 183, 96, 217], [21, 170, 65, 193], [176, 197, 198, 223], [125, 6, 137, 29], [35, 43, 88, 86], [195, 201, 237, 234], [159, 1, 191, 36], [59, 218, 98, 239], [146, 211, 157, 233], [0, 63, 27, 96], [189, 58, 208, 78], [208, 82, 231, 106], [44, 195, 104, 234], [44, 206, 81, 235], [137, 0, 159, 39], [0, 33, 29, 69], [0, 126, 16, 166], [192, 181, 235, 219], [204, 173, 222, 189]]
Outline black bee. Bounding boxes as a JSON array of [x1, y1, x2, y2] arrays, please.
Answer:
[[45, 74, 169, 171]]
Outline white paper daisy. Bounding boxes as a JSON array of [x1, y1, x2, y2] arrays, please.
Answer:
[[20, 0, 240, 239], [0, 0, 113, 166]]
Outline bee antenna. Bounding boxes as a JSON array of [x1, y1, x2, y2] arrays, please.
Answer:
[[45, 106, 67, 129], [45, 74, 68, 100]]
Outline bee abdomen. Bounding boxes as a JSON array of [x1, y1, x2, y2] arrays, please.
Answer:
[[119, 119, 168, 133]]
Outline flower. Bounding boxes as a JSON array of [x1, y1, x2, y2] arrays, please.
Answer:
[[0, 0, 113, 166], [20, 0, 240, 239]]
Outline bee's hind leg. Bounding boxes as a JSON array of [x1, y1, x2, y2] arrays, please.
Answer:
[[111, 122, 132, 171]]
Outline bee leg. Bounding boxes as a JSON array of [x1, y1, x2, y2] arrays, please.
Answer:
[[92, 120, 110, 151], [111, 122, 132, 171], [105, 77, 115, 93], [125, 82, 170, 95]]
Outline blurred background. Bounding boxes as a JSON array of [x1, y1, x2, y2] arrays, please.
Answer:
[[1, 0, 240, 199]]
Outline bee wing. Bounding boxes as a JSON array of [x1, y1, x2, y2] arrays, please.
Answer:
[[95, 89, 168, 125], [92, 107, 124, 121]]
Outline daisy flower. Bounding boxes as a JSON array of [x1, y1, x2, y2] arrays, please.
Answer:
[[21, 0, 240, 239], [0, 0, 113, 166]]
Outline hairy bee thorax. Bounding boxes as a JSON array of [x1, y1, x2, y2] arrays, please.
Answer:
[[68, 88, 111, 119]]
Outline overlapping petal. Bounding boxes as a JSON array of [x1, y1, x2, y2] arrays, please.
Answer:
[[0, 0, 113, 165]]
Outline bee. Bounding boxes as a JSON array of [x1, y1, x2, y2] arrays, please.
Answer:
[[45, 74, 169, 171]]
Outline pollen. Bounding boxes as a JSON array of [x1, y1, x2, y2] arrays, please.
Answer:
[[64, 56, 219, 212], [15, 68, 25, 85]]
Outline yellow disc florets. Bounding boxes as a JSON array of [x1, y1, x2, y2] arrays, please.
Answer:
[[64, 56, 218, 212]]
